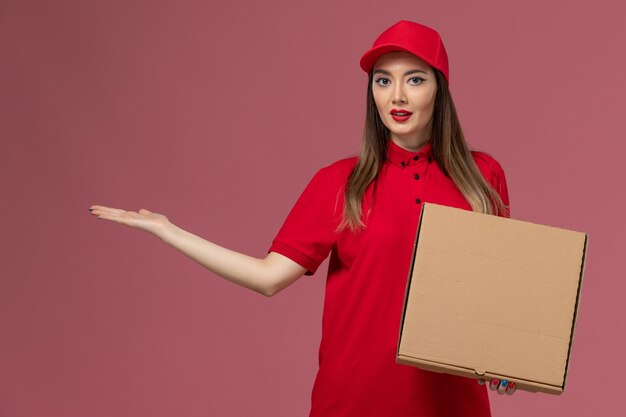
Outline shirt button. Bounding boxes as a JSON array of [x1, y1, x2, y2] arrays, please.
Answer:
[[415, 198, 421, 204], [414, 173, 420, 180], [413, 155, 419, 161], [400, 161, 405, 168]]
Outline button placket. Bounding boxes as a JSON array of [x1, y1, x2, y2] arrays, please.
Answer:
[[411, 153, 427, 212]]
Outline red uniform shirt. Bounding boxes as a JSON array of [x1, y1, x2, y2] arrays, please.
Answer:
[[269, 139, 510, 417]]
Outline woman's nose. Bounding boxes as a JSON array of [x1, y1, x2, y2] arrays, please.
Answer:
[[392, 86, 407, 104]]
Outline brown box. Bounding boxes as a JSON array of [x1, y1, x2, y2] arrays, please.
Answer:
[[396, 203, 588, 394]]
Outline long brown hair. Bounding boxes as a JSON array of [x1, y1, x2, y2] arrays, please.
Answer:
[[337, 68, 509, 232]]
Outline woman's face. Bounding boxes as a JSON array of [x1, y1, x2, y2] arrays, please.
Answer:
[[372, 51, 437, 147]]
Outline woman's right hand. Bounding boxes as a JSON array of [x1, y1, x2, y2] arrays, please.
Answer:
[[89, 205, 307, 296], [89, 205, 171, 239]]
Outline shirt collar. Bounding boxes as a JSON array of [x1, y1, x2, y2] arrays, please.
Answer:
[[386, 139, 434, 168]]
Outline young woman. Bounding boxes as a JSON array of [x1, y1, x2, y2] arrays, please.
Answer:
[[90, 20, 514, 417]]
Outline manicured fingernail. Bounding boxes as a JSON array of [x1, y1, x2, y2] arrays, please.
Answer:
[[506, 382, 516, 395], [490, 379, 499, 391], [498, 380, 508, 394]]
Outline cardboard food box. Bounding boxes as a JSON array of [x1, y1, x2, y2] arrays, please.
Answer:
[[396, 203, 588, 394]]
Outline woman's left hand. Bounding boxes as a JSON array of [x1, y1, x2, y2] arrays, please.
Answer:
[[477, 378, 517, 395]]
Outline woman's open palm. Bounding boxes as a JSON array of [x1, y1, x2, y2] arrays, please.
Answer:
[[89, 205, 170, 238]]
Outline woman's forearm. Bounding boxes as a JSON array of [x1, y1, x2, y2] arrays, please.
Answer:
[[157, 223, 272, 296], [89, 205, 304, 296]]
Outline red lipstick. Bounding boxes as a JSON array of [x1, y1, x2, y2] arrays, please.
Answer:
[[390, 108, 412, 122]]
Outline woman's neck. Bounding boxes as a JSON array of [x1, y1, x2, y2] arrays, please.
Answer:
[[389, 135, 431, 152]]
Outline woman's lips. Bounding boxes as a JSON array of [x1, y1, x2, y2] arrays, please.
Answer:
[[390, 111, 412, 122]]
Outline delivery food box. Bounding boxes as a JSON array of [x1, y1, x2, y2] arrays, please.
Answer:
[[396, 203, 588, 394]]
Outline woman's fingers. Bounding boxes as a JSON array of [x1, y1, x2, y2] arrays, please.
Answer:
[[90, 205, 150, 221], [497, 380, 508, 394], [89, 205, 170, 237], [89, 208, 135, 226], [506, 381, 517, 395], [89, 206, 131, 222], [478, 378, 516, 395], [489, 378, 500, 391], [89, 205, 125, 215]]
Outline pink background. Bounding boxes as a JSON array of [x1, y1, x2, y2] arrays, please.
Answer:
[[1, 0, 624, 416]]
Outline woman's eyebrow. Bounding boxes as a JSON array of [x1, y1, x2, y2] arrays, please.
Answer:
[[373, 69, 428, 76]]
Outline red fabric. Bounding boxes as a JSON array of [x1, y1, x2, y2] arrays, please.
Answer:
[[269, 139, 510, 417], [359, 20, 450, 84]]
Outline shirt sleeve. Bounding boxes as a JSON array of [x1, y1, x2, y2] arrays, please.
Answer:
[[268, 165, 341, 276], [472, 151, 511, 218], [489, 158, 511, 218]]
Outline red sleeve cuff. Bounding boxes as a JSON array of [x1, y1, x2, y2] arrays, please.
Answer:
[[268, 240, 320, 276]]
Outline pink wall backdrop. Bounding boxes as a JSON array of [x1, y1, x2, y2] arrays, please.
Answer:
[[1, 0, 624, 416]]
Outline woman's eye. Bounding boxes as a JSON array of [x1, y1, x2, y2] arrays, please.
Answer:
[[375, 77, 424, 86], [374, 78, 390, 86]]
